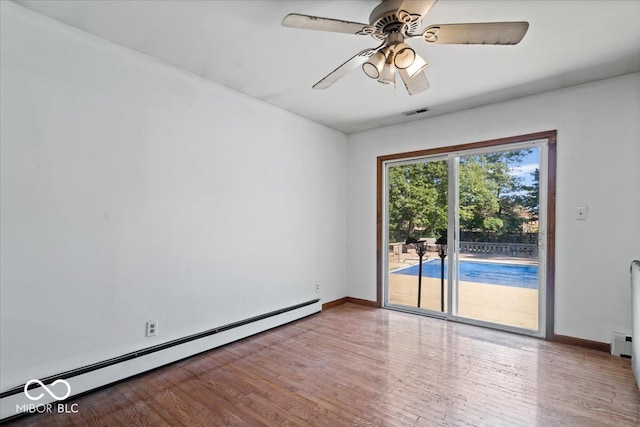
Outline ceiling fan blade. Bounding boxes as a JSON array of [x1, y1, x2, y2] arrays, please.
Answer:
[[313, 48, 378, 90], [422, 22, 529, 45], [399, 69, 430, 95], [282, 13, 376, 36], [398, 0, 438, 21]]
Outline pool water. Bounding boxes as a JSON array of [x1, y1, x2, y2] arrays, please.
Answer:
[[392, 259, 538, 289]]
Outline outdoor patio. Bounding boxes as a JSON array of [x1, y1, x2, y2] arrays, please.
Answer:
[[388, 246, 539, 330]]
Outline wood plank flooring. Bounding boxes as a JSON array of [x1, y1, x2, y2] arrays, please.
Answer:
[[6, 303, 640, 426]]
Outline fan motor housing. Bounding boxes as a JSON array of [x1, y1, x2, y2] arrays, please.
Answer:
[[369, 0, 423, 35]]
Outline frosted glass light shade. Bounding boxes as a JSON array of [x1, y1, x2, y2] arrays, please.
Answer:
[[362, 51, 386, 79], [378, 61, 396, 86], [393, 43, 416, 69], [405, 54, 427, 78]]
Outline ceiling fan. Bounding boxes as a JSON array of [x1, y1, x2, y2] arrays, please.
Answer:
[[282, 0, 529, 95]]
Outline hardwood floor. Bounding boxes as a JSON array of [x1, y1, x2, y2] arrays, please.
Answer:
[[6, 303, 640, 426]]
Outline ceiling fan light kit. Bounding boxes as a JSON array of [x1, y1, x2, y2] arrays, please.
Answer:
[[282, 0, 529, 96]]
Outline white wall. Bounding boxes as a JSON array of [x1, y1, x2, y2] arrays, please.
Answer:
[[0, 1, 347, 392], [347, 73, 640, 344]]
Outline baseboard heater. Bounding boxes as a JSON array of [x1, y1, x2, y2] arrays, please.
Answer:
[[0, 298, 320, 421]]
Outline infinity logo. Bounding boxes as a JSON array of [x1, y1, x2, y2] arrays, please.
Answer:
[[24, 379, 71, 401]]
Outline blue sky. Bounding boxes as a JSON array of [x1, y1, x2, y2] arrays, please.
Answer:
[[509, 147, 539, 186]]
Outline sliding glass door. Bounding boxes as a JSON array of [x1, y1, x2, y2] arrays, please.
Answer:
[[381, 134, 553, 337]]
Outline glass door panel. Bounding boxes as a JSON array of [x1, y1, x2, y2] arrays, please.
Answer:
[[454, 146, 542, 331], [385, 158, 448, 315]]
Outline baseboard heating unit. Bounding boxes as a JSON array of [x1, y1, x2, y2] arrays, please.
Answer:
[[0, 299, 320, 421]]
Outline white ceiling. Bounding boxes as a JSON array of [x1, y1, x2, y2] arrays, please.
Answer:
[[12, 0, 640, 134]]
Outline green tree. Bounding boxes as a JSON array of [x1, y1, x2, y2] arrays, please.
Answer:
[[458, 149, 530, 234], [520, 168, 540, 221], [387, 148, 535, 242], [388, 161, 447, 242]]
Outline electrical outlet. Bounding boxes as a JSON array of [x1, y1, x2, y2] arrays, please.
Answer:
[[146, 320, 157, 337], [315, 282, 320, 293]]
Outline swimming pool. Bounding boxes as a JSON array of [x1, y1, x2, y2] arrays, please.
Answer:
[[392, 259, 538, 289]]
